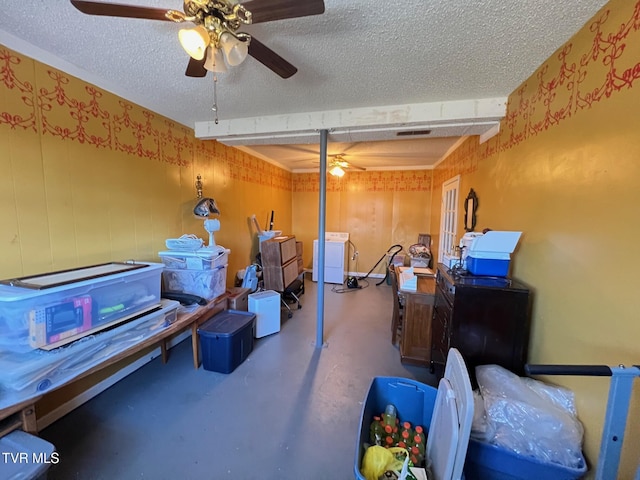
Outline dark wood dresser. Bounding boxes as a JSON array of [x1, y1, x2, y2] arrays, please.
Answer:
[[431, 263, 532, 381]]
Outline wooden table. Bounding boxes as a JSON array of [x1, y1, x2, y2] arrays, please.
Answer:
[[0, 294, 228, 434], [160, 294, 228, 369], [398, 275, 436, 366], [0, 397, 40, 435]]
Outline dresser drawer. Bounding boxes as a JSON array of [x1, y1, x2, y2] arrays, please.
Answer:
[[436, 270, 455, 306], [263, 257, 299, 292], [261, 235, 297, 266]]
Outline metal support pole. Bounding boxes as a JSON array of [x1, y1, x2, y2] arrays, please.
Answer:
[[315, 129, 328, 348]]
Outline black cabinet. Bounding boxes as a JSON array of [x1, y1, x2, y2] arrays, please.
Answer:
[[431, 263, 531, 381]]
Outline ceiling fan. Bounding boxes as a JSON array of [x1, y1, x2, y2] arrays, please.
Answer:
[[283, 148, 366, 176], [69, 0, 325, 79], [327, 154, 365, 177]]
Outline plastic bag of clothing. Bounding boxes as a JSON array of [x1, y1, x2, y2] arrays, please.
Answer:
[[473, 364, 584, 469], [361, 446, 411, 480]]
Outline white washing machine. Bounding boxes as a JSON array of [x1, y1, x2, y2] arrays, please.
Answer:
[[248, 290, 281, 338], [312, 232, 349, 284]]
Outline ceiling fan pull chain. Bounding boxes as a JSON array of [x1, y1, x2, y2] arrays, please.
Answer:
[[212, 74, 219, 124]]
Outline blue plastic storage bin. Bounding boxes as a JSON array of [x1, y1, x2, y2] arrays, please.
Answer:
[[197, 309, 255, 373], [354, 377, 588, 480], [354, 377, 438, 479], [0, 430, 56, 480], [466, 256, 510, 277], [464, 438, 588, 480]]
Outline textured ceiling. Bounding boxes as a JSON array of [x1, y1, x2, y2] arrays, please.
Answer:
[[0, 0, 609, 171]]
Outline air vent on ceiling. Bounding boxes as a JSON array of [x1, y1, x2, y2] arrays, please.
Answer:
[[396, 129, 432, 137]]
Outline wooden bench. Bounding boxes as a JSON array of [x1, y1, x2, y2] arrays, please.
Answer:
[[0, 294, 228, 436]]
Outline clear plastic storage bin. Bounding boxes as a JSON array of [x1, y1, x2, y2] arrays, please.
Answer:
[[162, 265, 227, 301], [158, 248, 229, 271], [0, 262, 163, 351]]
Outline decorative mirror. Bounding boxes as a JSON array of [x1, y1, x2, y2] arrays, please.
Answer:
[[464, 188, 478, 232]]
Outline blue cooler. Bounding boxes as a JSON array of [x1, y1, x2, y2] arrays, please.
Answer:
[[465, 231, 522, 277], [466, 255, 510, 276]]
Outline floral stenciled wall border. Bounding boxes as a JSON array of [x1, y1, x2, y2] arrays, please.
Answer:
[[0, 46, 292, 190], [5, 1, 638, 193], [434, 0, 640, 187], [293, 170, 433, 193]]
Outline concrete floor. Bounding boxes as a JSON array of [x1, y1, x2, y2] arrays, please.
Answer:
[[41, 274, 438, 480]]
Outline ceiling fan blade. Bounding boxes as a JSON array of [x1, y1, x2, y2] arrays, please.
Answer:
[[185, 56, 207, 78], [346, 163, 366, 171], [70, 0, 173, 21], [248, 38, 297, 79], [243, 0, 325, 24]]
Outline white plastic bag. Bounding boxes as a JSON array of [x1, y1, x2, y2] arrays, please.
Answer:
[[474, 364, 584, 469]]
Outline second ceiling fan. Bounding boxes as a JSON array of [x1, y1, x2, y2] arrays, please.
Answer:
[[70, 0, 325, 79], [327, 154, 365, 177]]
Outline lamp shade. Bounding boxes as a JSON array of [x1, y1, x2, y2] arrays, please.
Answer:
[[329, 165, 345, 177], [220, 32, 249, 66], [179, 26, 210, 60], [204, 47, 227, 72], [194, 197, 220, 218]]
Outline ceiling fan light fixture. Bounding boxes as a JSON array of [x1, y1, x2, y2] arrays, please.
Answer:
[[220, 32, 249, 66], [329, 165, 345, 177], [179, 25, 210, 60], [204, 47, 227, 72]]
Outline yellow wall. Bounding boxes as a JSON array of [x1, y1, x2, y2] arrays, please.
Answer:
[[292, 171, 433, 275], [3, 0, 640, 474], [0, 45, 291, 282], [432, 0, 640, 476], [0, 45, 292, 416]]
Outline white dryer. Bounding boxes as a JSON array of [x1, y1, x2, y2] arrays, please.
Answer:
[[312, 232, 349, 284]]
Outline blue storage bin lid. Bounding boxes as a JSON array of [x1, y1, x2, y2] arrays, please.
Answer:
[[0, 430, 56, 479], [198, 310, 255, 337]]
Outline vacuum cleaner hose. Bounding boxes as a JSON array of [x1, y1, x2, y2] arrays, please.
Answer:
[[358, 244, 404, 286]]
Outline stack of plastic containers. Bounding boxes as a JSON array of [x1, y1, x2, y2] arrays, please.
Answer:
[[159, 247, 229, 301]]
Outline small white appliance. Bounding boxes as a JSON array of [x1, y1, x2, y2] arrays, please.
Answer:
[[248, 290, 281, 338], [459, 232, 484, 268], [312, 232, 349, 284]]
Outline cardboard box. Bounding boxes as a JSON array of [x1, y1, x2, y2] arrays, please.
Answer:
[[227, 287, 251, 311]]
